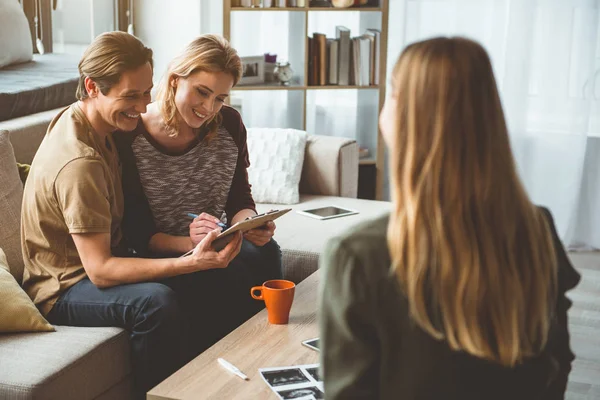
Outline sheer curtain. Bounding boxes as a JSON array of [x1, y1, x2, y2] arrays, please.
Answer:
[[205, 0, 600, 247], [386, 0, 600, 248]]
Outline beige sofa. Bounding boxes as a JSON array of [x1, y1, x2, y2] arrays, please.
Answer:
[[0, 108, 390, 399]]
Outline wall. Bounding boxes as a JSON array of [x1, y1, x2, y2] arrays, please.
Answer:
[[134, 0, 220, 83], [52, 0, 114, 47]]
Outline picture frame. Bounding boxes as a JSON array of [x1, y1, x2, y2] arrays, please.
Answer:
[[239, 56, 265, 86]]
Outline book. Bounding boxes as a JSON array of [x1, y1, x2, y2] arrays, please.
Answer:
[[350, 37, 360, 86], [365, 28, 381, 85], [335, 26, 351, 85], [307, 36, 314, 85], [358, 35, 371, 86], [310, 34, 321, 85], [327, 39, 339, 85], [362, 33, 375, 85], [314, 33, 327, 86]]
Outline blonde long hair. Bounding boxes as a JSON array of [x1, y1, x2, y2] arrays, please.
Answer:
[[386, 37, 557, 367], [156, 34, 242, 139]]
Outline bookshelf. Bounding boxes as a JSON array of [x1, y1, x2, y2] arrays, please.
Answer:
[[223, 0, 389, 200]]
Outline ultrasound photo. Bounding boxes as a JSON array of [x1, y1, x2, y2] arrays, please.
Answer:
[[262, 368, 310, 387], [277, 386, 325, 399], [305, 367, 320, 381]]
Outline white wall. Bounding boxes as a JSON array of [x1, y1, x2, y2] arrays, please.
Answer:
[[134, 0, 221, 84], [52, 0, 114, 47]]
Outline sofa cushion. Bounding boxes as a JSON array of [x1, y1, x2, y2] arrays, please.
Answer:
[[0, 248, 53, 333], [247, 128, 307, 204], [0, 0, 33, 69], [0, 54, 79, 122], [17, 163, 30, 184], [0, 130, 25, 283], [257, 194, 392, 283], [300, 135, 358, 198], [0, 107, 61, 164], [0, 326, 131, 400]]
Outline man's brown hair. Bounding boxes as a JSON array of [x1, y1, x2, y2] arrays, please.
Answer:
[[76, 31, 153, 100]]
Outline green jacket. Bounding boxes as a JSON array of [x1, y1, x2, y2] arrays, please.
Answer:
[[319, 211, 579, 400]]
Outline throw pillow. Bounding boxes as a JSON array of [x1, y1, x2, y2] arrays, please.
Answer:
[[0, 130, 25, 283], [246, 128, 307, 204], [0, 248, 54, 333], [17, 163, 30, 184], [0, 0, 34, 68]]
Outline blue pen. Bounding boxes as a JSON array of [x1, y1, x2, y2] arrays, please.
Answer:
[[187, 213, 227, 229]]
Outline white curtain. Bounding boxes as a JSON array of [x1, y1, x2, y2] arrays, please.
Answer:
[[385, 0, 600, 248]]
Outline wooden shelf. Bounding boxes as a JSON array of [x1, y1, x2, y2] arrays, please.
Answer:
[[233, 84, 379, 90], [230, 6, 382, 11], [359, 158, 377, 166], [308, 7, 382, 11], [307, 85, 379, 90], [231, 7, 306, 11], [224, 0, 389, 199], [233, 83, 306, 90]]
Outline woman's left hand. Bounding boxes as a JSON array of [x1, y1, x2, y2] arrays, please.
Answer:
[[244, 221, 276, 247]]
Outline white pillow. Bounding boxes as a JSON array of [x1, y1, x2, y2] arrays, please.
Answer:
[[0, 0, 33, 68], [247, 128, 307, 204]]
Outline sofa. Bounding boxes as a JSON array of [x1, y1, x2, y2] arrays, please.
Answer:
[[0, 107, 391, 399]]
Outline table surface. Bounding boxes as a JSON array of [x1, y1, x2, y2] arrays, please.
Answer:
[[147, 271, 321, 400]]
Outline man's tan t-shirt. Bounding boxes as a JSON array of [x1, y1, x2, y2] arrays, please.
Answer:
[[21, 103, 124, 316]]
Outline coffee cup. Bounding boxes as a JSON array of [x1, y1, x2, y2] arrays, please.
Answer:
[[250, 280, 296, 324]]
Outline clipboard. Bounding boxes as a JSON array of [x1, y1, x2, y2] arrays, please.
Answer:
[[181, 208, 292, 255]]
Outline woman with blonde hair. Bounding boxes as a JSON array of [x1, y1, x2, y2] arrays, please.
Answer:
[[319, 37, 580, 399], [114, 34, 282, 355]]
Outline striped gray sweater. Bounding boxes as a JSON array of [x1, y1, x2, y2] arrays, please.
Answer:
[[114, 105, 256, 254]]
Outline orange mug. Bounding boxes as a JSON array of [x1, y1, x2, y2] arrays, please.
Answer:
[[251, 280, 296, 324]]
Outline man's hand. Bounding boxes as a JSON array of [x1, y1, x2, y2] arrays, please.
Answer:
[[244, 220, 276, 247], [187, 229, 243, 270], [189, 213, 223, 246]]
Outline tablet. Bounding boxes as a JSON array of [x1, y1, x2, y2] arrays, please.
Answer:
[[181, 209, 291, 255], [297, 205, 358, 220], [213, 208, 291, 249]]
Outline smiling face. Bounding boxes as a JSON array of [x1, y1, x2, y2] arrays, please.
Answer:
[[89, 62, 153, 133], [172, 70, 234, 129]]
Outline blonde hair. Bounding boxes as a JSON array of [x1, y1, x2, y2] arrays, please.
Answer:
[[386, 37, 558, 367], [156, 34, 242, 139], [76, 31, 153, 100]]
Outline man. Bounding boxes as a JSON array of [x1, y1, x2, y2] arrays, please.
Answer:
[[21, 32, 243, 398]]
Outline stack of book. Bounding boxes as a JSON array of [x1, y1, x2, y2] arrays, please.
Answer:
[[307, 26, 380, 87]]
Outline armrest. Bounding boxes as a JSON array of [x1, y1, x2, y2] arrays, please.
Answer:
[[0, 107, 63, 164], [299, 134, 359, 198]]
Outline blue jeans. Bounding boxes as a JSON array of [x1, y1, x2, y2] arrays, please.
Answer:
[[47, 239, 282, 399]]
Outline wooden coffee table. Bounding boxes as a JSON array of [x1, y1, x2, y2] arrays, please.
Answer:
[[147, 271, 320, 400]]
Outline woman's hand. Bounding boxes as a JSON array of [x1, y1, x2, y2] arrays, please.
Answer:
[[189, 213, 222, 246], [244, 221, 276, 247]]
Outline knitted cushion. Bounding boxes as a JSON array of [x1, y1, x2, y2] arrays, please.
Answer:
[[247, 128, 307, 204]]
